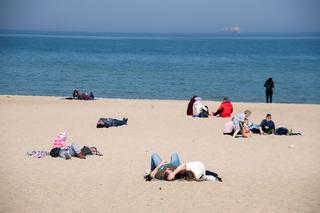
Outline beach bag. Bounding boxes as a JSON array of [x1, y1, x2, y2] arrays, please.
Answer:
[[81, 146, 93, 156], [49, 147, 61, 157], [276, 127, 288, 135]]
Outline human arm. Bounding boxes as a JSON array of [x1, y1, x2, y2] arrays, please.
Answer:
[[213, 104, 224, 116], [150, 161, 167, 178], [167, 163, 187, 181]]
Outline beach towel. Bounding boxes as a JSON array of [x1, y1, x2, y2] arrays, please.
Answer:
[[26, 151, 49, 158]]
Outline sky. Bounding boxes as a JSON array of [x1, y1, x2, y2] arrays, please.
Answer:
[[0, 0, 319, 33]]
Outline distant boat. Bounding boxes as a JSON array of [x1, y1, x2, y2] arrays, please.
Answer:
[[224, 26, 240, 33]]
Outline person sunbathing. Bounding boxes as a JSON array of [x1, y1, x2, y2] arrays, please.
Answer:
[[147, 152, 181, 180], [167, 161, 222, 182], [96, 117, 128, 128], [50, 132, 85, 160], [72, 89, 95, 100]]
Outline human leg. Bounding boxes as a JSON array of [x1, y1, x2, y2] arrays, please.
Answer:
[[68, 143, 81, 157], [151, 153, 162, 171], [112, 119, 127, 127], [170, 152, 181, 167]]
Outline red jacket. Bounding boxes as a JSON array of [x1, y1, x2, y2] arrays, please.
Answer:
[[214, 101, 233, 117]]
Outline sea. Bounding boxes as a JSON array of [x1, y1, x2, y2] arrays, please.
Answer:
[[0, 31, 320, 103]]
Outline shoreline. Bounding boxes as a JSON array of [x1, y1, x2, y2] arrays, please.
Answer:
[[2, 94, 320, 106]]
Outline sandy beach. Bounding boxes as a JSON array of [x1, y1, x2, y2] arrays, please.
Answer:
[[0, 95, 319, 213]]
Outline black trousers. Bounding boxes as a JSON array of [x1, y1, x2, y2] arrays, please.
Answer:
[[266, 90, 273, 103]]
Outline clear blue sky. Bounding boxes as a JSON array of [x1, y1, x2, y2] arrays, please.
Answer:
[[1, 0, 319, 33]]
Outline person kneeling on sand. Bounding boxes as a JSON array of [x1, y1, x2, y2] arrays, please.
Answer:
[[213, 97, 233, 118], [193, 97, 209, 118], [232, 110, 252, 138], [260, 114, 275, 134]]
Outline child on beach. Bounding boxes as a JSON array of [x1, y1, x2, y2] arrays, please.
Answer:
[[232, 110, 252, 138], [242, 118, 250, 138]]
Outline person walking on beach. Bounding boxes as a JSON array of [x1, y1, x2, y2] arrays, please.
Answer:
[[264, 78, 274, 103]]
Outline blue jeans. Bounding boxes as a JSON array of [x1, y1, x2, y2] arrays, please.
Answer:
[[150, 152, 180, 171], [59, 143, 81, 158]]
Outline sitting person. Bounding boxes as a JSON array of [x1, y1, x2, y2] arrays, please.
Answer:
[[72, 89, 95, 100], [147, 152, 181, 180], [213, 97, 233, 118], [248, 121, 263, 134], [260, 114, 275, 134], [193, 97, 209, 118], [187, 96, 198, 116], [223, 121, 236, 135], [242, 118, 251, 138], [97, 117, 128, 128], [50, 132, 85, 160], [232, 110, 252, 138]]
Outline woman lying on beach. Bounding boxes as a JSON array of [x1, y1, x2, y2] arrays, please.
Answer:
[[49, 132, 102, 160], [96, 117, 128, 128], [145, 153, 222, 182], [72, 89, 95, 100]]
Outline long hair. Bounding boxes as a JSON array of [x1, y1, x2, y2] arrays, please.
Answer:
[[184, 171, 206, 182]]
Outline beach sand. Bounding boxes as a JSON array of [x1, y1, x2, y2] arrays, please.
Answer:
[[0, 95, 319, 213]]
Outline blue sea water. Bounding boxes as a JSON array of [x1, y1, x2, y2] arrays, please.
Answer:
[[0, 31, 320, 103]]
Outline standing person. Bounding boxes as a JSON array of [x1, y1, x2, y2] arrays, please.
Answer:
[[232, 110, 252, 138], [264, 78, 274, 103], [213, 97, 233, 118]]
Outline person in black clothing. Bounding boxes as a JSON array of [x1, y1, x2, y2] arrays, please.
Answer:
[[260, 114, 275, 134], [264, 78, 274, 103]]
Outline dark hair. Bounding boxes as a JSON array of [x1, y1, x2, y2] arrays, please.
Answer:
[[164, 171, 170, 181], [184, 170, 196, 181], [266, 113, 272, 117], [223, 97, 229, 101]]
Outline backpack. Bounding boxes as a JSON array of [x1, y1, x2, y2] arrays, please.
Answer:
[[49, 147, 61, 157], [276, 127, 288, 135]]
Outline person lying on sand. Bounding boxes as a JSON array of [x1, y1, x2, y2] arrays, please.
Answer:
[[146, 152, 181, 181], [96, 117, 128, 128], [72, 89, 95, 100], [145, 153, 222, 182], [49, 132, 86, 159]]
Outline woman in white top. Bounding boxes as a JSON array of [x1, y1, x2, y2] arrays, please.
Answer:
[[167, 161, 221, 181], [193, 97, 209, 118]]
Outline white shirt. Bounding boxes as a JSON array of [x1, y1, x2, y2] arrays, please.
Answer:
[[193, 101, 207, 116], [186, 161, 206, 179]]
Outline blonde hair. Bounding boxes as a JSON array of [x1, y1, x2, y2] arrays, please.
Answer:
[[244, 110, 251, 115]]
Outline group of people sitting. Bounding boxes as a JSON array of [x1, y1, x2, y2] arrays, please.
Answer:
[[144, 152, 222, 182], [187, 96, 233, 118], [224, 111, 301, 138]]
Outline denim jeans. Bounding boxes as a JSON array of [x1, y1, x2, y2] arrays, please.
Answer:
[[150, 152, 180, 171], [59, 143, 81, 158]]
